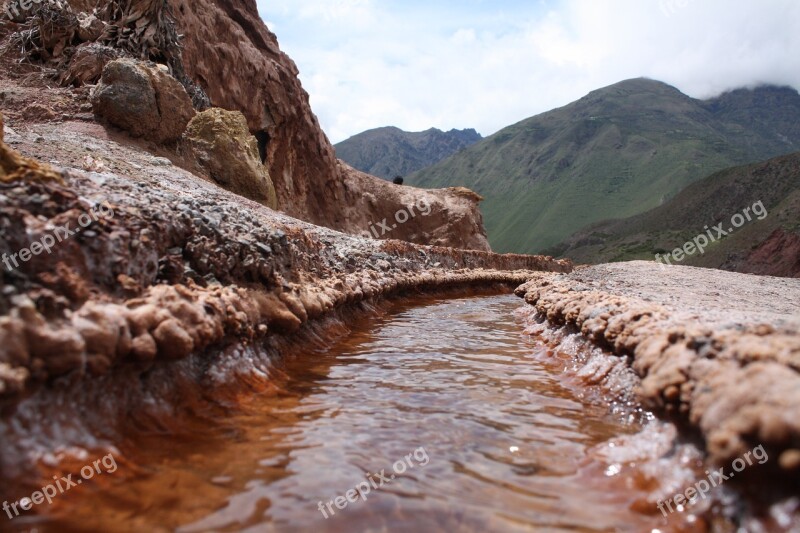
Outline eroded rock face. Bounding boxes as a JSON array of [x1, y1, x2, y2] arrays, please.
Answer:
[[2, 0, 495, 251], [169, 0, 491, 250], [91, 58, 194, 143], [340, 163, 492, 251], [182, 108, 277, 209], [170, 0, 340, 223]]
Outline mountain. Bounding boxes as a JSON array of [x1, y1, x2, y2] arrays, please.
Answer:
[[408, 79, 800, 253], [334, 126, 482, 180], [548, 151, 800, 277]]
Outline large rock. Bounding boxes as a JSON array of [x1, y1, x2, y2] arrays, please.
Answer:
[[182, 108, 277, 209], [61, 42, 122, 86], [91, 58, 194, 143], [340, 163, 492, 251]]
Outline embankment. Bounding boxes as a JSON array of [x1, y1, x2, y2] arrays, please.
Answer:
[[515, 262, 800, 470]]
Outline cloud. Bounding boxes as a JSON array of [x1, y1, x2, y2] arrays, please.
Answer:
[[257, 0, 800, 143]]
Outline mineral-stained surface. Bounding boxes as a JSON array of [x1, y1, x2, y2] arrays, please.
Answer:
[[2, 2, 798, 529], [0, 114, 570, 398], [515, 262, 800, 469]]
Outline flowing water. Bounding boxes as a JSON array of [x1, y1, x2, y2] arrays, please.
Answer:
[[13, 294, 672, 532]]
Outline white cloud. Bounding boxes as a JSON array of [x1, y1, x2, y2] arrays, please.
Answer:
[[257, 0, 800, 143]]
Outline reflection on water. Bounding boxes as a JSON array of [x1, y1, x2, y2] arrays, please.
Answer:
[[26, 294, 674, 532]]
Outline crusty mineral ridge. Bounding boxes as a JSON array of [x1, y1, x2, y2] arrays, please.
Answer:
[[515, 262, 800, 469], [0, 115, 570, 397]]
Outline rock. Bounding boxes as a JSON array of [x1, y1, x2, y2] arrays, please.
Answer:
[[75, 11, 105, 42], [0, 112, 62, 184], [182, 108, 277, 209], [61, 43, 121, 86], [152, 318, 194, 360], [339, 163, 492, 251], [130, 334, 157, 361], [23, 103, 56, 122], [2, 123, 20, 144], [91, 59, 195, 143]]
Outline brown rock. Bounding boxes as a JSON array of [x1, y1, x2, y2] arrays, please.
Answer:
[[339, 163, 492, 251], [131, 334, 157, 361], [152, 318, 194, 360], [182, 108, 277, 209], [91, 58, 194, 143], [61, 43, 122, 86]]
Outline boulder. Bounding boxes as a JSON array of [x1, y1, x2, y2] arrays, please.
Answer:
[[91, 58, 194, 143], [61, 42, 122, 86], [182, 108, 278, 209]]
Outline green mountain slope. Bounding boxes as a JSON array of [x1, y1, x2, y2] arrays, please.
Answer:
[[547, 152, 800, 275], [408, 79, 800, 253], [334, 126, 481, 180]]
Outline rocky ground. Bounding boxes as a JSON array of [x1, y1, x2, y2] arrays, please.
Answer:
[[514, 263, 800, 528], [516, 262, 800, 470], [0, 111, 569, 399], [1, 1, 798, 530]]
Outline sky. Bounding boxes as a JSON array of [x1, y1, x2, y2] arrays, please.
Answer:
[[256, 0, 800, 144]]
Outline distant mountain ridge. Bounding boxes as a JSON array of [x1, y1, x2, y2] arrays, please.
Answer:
[[334, 126, 482, 180], [548, 151, 800, 278], [407, 78, 800, 254]]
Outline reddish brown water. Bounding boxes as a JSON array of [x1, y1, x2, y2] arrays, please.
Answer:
[[6, 294, 682, 532]]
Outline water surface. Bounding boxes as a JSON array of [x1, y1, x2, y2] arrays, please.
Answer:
[[35, 294, 660, 532]]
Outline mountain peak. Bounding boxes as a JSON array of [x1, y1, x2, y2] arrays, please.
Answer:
[[410, 77, 800, 254], [335, 126, 482, 179], [587, 78, 684, 98]]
